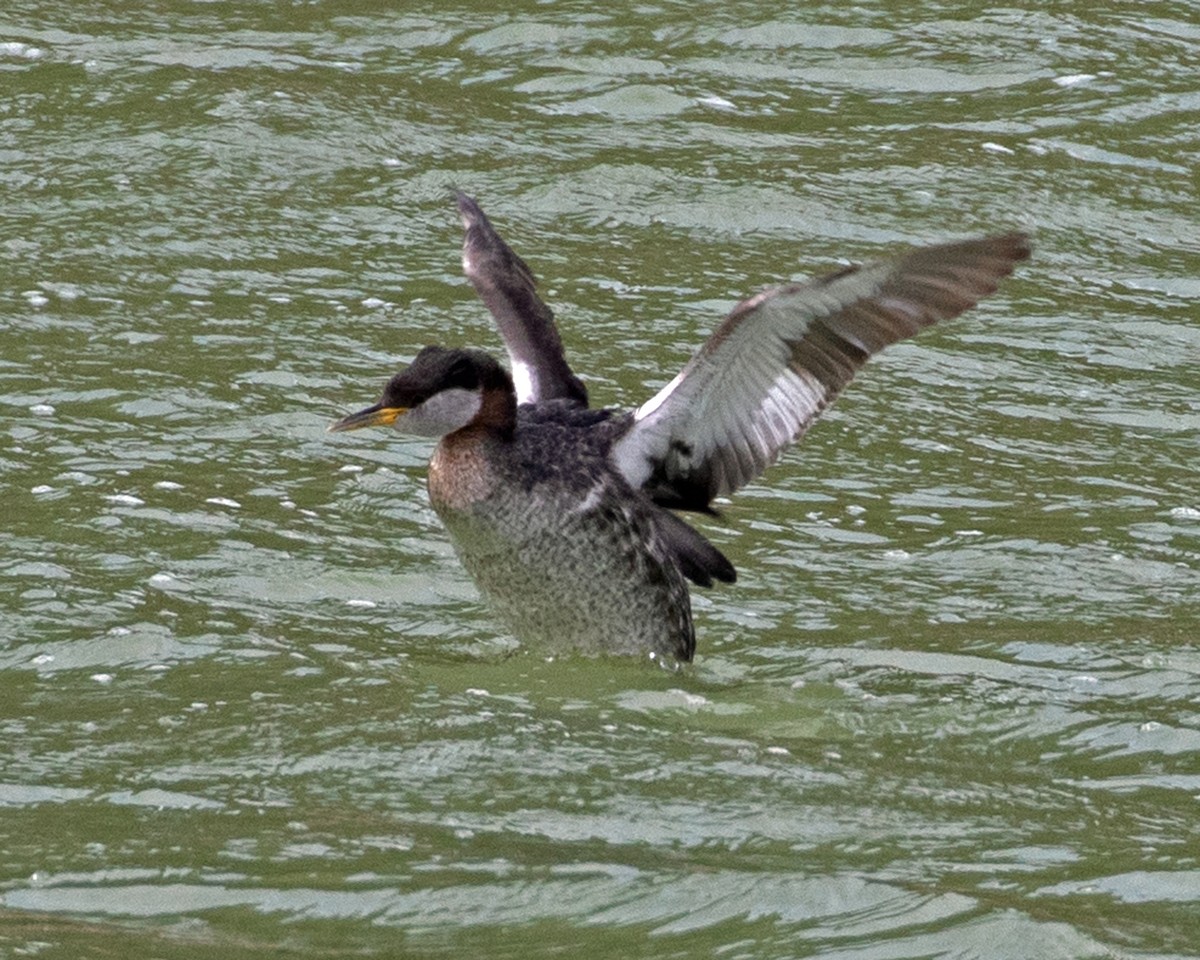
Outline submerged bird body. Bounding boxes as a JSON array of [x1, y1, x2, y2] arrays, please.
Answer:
[[331, 195, 1029, 662], [430, 405, 695, 659]]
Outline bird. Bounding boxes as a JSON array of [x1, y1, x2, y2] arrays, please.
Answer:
[[330, 193, 1029, 663]]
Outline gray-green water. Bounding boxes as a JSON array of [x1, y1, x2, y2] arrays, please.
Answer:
[[3, 3, 1198, 957]]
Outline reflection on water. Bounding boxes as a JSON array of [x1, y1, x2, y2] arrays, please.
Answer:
[[2, 1, 1198, 956]]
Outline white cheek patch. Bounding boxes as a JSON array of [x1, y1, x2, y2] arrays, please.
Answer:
[[400, 388, 483, 437]]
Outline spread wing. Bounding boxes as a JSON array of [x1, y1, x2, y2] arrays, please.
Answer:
[[456, 192, 588, 407], [611, 232, 1031, 511]]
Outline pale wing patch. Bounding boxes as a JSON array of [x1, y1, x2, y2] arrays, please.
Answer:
[[510, 360, 536, 406], [612, 232, 1030, 509], [570, 480, 607, 515]]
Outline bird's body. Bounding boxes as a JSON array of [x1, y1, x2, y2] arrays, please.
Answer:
[[429, 405, 694, 659], [331, 195, 1029, 662]]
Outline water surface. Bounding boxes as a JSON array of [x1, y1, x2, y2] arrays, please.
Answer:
[[2, 2, 1198, 957]]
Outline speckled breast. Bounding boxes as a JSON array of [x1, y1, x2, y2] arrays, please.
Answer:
[[427, 429, 694, 661]]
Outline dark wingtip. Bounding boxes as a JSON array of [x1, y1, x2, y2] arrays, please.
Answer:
[[655, 509, 738, 589], [992, 230, 1033, 264], [714, 556, 737, 584], [455, 190, 486, 226]]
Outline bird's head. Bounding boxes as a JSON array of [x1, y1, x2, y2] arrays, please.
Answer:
[[329, 346, 514, 438]]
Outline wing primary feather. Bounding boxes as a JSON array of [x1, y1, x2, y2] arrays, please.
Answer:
[[456, 192, 588, 406], [613, 231, 1030, 510]]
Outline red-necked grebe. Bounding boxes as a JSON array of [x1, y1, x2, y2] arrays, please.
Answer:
[[330, 193, 1029, 662]]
